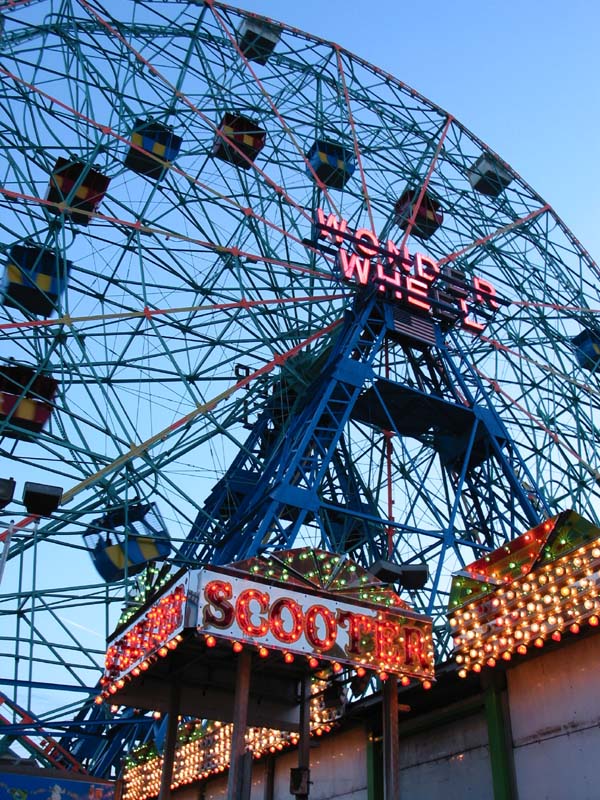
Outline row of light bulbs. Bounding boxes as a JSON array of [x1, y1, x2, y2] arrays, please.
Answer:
[[450, 542, 600, 676], [121, 680, 340, 800]]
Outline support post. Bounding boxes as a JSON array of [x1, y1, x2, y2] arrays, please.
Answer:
[[366, 727, 383, 800], [290, 675, 310, 800], [292, 671, 311, 799], [382, 675, 399, 799], [483, 671, 516, 800], [263, 754, 275, 800], [0, 522, 14, 586], [227, 648, 252, 800], [158, 683, 181, 800]]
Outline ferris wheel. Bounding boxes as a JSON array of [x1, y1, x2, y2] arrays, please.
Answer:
[[1, 0, 600, 774]]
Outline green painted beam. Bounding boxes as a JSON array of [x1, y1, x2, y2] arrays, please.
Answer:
[[483, 675, 516, 800]]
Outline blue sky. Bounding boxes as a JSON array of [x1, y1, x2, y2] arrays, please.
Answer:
[[231, 0, 600, 266]]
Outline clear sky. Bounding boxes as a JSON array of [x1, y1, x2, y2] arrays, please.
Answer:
[[228, 0, 600, 266]]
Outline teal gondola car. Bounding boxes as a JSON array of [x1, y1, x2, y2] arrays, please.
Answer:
[[1, 245, 71, 316], [124, 119, 182, 180], [83, 502, 171, 582], [306, 139, 356, 189]]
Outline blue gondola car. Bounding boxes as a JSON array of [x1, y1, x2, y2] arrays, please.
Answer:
[[1, 245, 71, 317], [572, 329, 600, 371], [306, 139, 356, 189], [83, 502, 171, 582], [124, 119, 182, 180]]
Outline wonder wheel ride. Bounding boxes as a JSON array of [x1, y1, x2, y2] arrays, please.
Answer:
[[1, 0, 599, 776]]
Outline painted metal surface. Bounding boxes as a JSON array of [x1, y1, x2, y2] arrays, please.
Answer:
[[509, 634, 600, 799], [175, 727, 368, 800], [399, 712, 493, 800]]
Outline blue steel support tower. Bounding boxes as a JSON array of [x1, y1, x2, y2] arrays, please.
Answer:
[[181, 282, 548, 655]]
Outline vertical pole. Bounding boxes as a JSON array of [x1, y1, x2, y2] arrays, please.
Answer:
[[0, 522, 15, 586], [263, 754, 275, 800], [295, 672, 311, 799], [382, 676, 399, 800], [366, 728, 383, 800], [158, 683, 181, 800], [227, 648, 252, 800], [483, 672, 516, 800]]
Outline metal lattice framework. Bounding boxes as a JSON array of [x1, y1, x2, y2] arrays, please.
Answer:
[[1, 0, 600, 775]]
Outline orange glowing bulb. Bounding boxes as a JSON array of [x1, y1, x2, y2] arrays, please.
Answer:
[[259, 646, 269, 658], [570, 623, 580, 634], [205, 635, 217, 648], [551, 630, 562, 642], [589, 615, 599, 627], [422, 680, 432, 690], [284, 652, 294, 664], [232, 641, 243, 653], [308, 656, 319, 669]]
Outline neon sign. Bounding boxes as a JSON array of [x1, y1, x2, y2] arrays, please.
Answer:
[[99, 559, 435, 699], [103, 580, 188, 683], [315, 209, 500, 333], [197, 569, 434, 680]]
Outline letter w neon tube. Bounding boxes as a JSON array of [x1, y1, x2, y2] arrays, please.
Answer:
[[338, 249, 371, 285]]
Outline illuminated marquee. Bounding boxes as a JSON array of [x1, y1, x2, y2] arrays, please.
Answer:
[[103, 578, 188, 685], [99, 552, 435, 702], [197, 568, 433, 680], [449, 510, 600, 676], [314, 208, 500, 332]]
